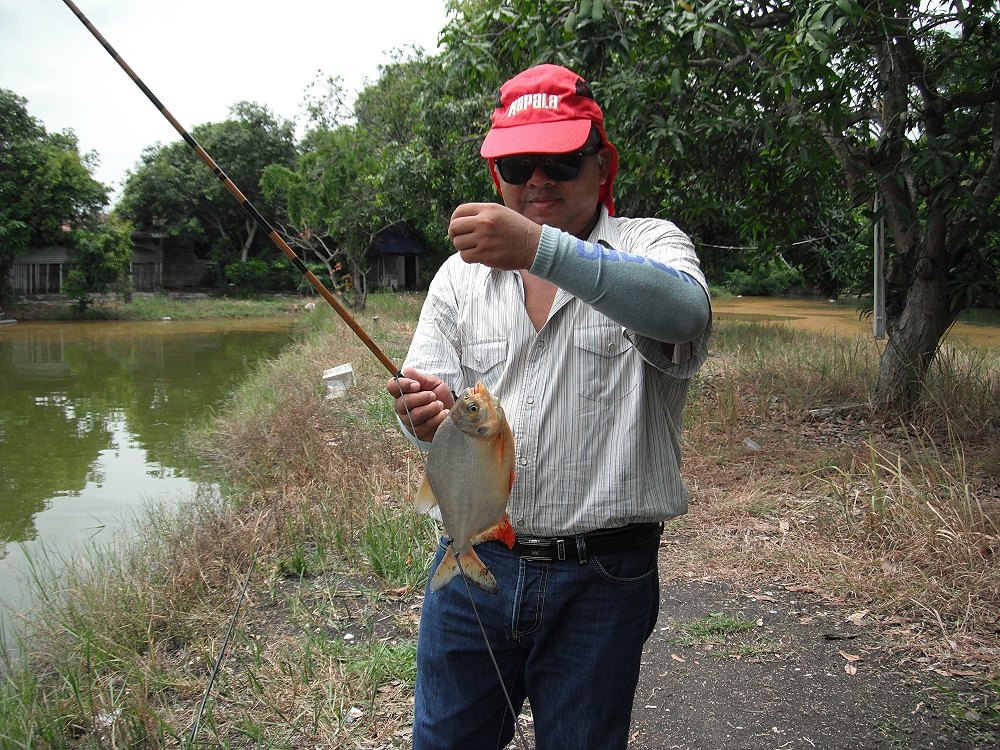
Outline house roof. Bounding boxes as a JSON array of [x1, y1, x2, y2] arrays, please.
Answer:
[[373, 230, 424, 256]]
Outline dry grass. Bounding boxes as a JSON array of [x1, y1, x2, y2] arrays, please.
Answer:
[[676, 322, 1000, 677]]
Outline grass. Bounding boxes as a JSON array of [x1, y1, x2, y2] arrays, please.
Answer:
[[8, 292, 312, 321], [1, 295, 999, 747], [671, 612, 780, 660]]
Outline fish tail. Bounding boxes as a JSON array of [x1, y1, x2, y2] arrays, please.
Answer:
[[430, 545, 499, 594]]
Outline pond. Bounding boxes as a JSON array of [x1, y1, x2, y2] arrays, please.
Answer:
[[0, 317, 297, 641], [711, 296, 1000, 350]]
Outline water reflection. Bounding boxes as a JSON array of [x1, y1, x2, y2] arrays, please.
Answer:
[[0, 318, 295, 629]]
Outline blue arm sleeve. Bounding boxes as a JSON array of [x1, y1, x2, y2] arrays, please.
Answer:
[[530, 224, 710, 343]]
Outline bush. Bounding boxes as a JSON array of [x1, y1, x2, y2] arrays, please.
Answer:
[[224, 258, 270, 295], [724, 258, 805, 296]]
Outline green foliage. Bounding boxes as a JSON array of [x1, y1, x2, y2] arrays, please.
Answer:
[[262, 56, 491, 310], [64, 218, 134, 310], [224, 258, 270, 296], [0, 88, 109, 302], [724, 258, 805, 297], [439, 0, 1000, 413]]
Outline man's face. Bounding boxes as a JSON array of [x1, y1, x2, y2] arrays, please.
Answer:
[[496, 146, 610, 239]]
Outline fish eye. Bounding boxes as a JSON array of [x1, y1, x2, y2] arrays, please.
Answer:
[[468, 404, 478, 412]]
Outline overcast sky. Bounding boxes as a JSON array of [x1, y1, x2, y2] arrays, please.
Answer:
[[1, 0, 450, 203]]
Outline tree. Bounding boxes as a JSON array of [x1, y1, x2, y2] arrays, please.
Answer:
[[0, 88, 109, 303], [64, 217, 134, 310], [117, 102, 296, 277], [440, 0, 1000, 415], [263, 58, 492, 308], [439, 1, 867, 291]]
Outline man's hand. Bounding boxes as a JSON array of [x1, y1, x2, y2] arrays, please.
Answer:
[[385, 367, 454, 442], [448, 203, 542, 270]]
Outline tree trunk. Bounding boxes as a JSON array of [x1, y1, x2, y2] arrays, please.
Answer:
[[872, 260, 957, 416], [240, 219, 258, 263]]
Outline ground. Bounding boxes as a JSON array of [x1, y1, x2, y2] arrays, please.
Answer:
[[628, 574, 993, 750]]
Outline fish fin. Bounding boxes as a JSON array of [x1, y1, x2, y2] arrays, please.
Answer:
[[508, 469, 516, 495], [413, 476, 438, 514], [472, 513, 515, 550], [430, 545, 499, 594], [429, 551, 458, 592]]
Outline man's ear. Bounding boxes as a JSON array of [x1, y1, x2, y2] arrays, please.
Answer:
[[597, 146, 611, 182]]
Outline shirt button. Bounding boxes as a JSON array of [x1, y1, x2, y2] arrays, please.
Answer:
[[607, 342, 616, 352], [519, 457, 528, 466], [526, 396, 535, 404]]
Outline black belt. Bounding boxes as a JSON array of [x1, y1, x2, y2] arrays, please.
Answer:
[[511, 522, 663, 563]]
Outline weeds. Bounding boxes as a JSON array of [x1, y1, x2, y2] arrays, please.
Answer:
[[671, 612, 779, 660]]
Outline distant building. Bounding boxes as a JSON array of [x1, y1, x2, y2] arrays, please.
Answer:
[[370, 228, 425, 291], [8, 232, 216, 295]]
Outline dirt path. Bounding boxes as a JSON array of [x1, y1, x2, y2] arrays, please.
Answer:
[[629, 575, 994, 749]]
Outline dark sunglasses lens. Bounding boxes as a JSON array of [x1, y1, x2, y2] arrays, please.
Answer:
[[546, 154, 584, 180], [496, 153, 585, 184], [495, 157, 534, 184]]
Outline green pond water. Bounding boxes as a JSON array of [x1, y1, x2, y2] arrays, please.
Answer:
[[0, 317, 297, 638]]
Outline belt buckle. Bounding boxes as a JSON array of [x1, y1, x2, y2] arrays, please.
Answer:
[[518, 538, 567, 561]]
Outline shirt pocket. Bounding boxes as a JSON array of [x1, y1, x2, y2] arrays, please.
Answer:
[[573, 324, 638, 403], [460, 337, 508, 385]]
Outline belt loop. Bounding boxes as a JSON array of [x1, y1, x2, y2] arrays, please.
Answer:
[[575, 535, 588, 565]]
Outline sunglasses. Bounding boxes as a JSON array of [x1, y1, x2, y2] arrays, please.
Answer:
[[494, 144, 602, 185]]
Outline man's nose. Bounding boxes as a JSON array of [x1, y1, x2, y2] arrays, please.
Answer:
[[526, 163, 554, 185]]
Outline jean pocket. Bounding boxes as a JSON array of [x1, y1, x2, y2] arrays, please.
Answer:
[[591, 546, 659, 585]]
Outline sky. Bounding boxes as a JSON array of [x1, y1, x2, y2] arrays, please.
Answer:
[[1, 0, 451, 203]]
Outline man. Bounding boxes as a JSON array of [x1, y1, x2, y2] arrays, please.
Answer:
[[386, 64, 712, 750]]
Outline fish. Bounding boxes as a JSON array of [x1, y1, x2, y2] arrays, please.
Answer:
[[414, 381, 516, 594]]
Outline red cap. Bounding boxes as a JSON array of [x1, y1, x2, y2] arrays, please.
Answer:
[[481, 64, 618, 215]]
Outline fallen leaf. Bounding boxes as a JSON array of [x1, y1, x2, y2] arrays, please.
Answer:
[[838, 650, 862, 662], [671, 653, 686, 663], [846, 609, 870, 626]]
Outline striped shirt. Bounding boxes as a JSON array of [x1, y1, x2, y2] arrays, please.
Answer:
[[403, 207, 712, 536]]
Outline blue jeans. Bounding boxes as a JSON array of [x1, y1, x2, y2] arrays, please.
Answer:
[[412, 535, 661, 750]]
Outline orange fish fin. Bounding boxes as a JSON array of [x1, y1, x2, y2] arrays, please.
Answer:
[[472, 513, 515, 550], [508, 470, 516, 495], [413, 475, 438, 515], [430, 545, 499, 594]]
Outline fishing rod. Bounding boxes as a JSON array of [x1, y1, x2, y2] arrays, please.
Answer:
[[61, 0, 400, 377]]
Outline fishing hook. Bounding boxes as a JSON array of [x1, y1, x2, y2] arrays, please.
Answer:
[[60, 0, 400, 377]]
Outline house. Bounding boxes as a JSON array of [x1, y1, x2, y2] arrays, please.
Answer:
[[370, 228, 425, 291], [8, 231, 215, 294]]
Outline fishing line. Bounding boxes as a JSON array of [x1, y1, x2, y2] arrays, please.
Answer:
[[60, 0, 400, 377], [394, 377, 528, 749], [186, 504, 275, 748], [453, 550, 530, 750]]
